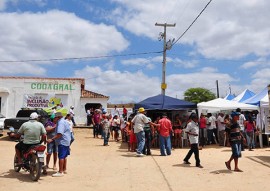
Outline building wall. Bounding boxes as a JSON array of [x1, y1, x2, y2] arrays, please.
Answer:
[[0, 77, 108, 125]]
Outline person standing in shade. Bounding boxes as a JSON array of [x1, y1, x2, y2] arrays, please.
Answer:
[[217, 112, 226, 146], [92, 109, 101, 138], [143, 115, 154, 155], [225, 111, 246, 172], [207, 113, 217, 145], [45, 115, 58, 170], [199, 113, 207, 147], [131, 107, 156, 157], [47, 112, 71, 177], [236, 108, 246, 151], [69, 106, 77, 127], [158, 113, 173, 156], [183, 113, 203, 168]]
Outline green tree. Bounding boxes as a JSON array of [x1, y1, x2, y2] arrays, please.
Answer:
[[184, 87, 216, 103]]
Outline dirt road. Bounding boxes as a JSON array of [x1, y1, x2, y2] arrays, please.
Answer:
[[0, 128, 269, 191]]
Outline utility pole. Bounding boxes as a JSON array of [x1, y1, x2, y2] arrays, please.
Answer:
[[155, 23, 176, 95], [216, 80, 220, 98]]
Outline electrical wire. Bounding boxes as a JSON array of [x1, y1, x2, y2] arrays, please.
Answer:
[[0, 50, 163, 63], [172, 0, 213, 47]]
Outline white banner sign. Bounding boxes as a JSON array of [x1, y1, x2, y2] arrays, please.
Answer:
[[23, 94, 67, 108]]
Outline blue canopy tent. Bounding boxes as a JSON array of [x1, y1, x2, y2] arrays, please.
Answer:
[[232, 89, 255, 102], [135, 94, 197, 110], [224, 93, 236, 100], [243, 87, 268, 106]]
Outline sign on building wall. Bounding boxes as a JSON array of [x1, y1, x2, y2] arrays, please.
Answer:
[[23, 94, 67, 108]]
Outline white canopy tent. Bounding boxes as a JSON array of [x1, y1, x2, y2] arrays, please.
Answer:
[[198, 98, 258, 116]]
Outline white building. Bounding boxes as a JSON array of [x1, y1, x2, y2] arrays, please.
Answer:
[[0, 76, 109, 125]]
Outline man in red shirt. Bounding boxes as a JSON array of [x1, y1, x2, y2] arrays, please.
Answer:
[[158, 113, 173, 156]]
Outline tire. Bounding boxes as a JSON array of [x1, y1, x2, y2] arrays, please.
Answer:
[[14, 154, 21, 172], [29, 154, 41, 181]]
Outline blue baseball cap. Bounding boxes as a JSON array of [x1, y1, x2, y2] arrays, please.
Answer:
[[231, 111, 241, 118]]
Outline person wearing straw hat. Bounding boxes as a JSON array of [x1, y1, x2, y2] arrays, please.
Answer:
[[131, 107, 156, 157]]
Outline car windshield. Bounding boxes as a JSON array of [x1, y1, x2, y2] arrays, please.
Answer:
[[0, 113, 5, 118], [16, 110, 35, 117]]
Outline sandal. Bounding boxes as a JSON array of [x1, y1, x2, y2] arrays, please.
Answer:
[[225, 162, 231, 170], [234, 169, 243, 172]]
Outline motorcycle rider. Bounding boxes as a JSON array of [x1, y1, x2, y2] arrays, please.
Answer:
[[14, 112, 47, 165]]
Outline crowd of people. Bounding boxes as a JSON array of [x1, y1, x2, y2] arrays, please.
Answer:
[[14, 106, 76, 178], [90, 106, 260, 172], [14, 105, 260, 179]]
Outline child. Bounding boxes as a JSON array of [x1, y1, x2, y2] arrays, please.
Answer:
[[129, 128, 137, 152], [101, 114, 111, 146], [125, 121, 131, 151]]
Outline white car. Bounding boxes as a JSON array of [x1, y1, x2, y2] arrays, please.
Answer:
[[0, 113, 6, 136]]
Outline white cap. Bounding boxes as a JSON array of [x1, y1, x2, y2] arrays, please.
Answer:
[[30, 112, 39, 119]]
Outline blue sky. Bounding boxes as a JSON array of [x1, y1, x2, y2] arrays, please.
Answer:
[[0, 0, 270, 103]]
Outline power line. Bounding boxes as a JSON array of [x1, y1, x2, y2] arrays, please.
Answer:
[[0, 50, 163, 63], [172, 0, 213, 47]]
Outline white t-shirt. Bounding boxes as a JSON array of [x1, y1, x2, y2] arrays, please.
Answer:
[[238, 114, 246, 131], [69, 108, 75, 117], [66, 119, 73, 132], [131, 113, 149, 133], [112, 108, 120, 117], [111, 118, 120, 127], [207, 116, 217, 130], [185, 120, 199, 144], [217, 115, 225, 131]]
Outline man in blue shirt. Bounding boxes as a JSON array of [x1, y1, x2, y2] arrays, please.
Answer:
[[47, 112, 71, 177]]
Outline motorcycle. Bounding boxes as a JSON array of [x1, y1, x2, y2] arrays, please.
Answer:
[[14, 142, 46, 181]]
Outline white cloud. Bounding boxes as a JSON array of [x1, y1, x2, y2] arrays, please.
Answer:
[[73, 65, 238, 102], [0, 63, 46, 76], [241, 58, 270, 69], [0, 0, 7, 10], [170, 58, 198, 68], [166, 68, 236, 99], [200, 67, 218, 73], [121, 57, 157, 69], [110, 0, 270, 59], [74, 65, 160, 103], [0, 10, 129, 75]]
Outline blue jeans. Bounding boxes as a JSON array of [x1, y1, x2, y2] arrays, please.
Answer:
[[231, 141, 241, 158], [103, 130, 110, 145], [143, 130, 152, 154], [159, 135, 171, 156], [135, 131, 145, 154], [94, 124, 100, 137], [246, 131, 254, 149], [207, 129, 215, 144]]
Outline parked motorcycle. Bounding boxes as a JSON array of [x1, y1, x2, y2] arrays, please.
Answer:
[[14, 143, 46, 181]]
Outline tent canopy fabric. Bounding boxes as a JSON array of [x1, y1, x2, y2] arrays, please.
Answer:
[[243, 87, 268, 106], [232, 89, 255, 102], [198, 98, 258, 114], [135, 94, 197, 110], [224, 93, 235, 100]]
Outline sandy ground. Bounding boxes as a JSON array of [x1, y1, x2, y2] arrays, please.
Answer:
[[0, 128, 269, 191]]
